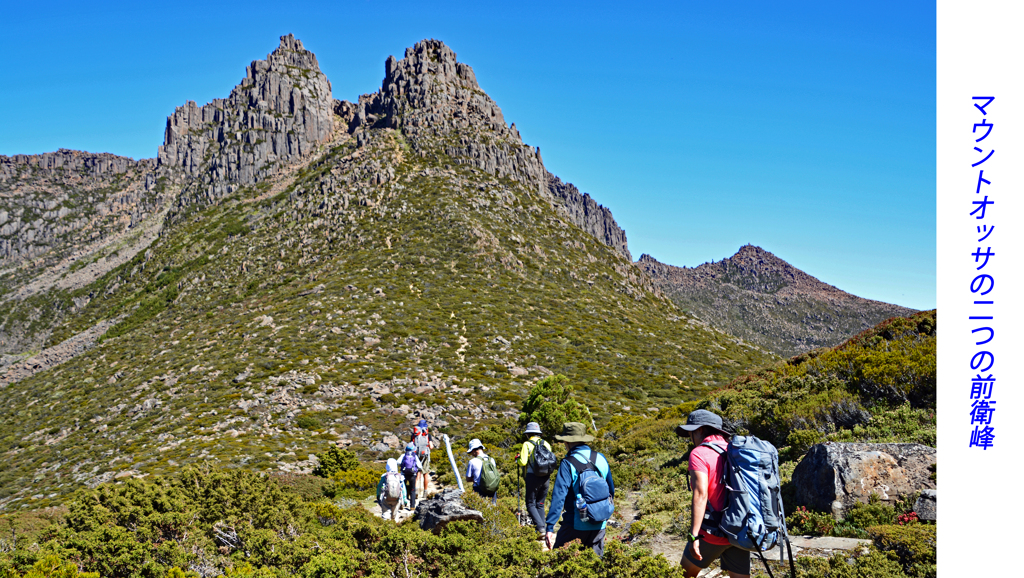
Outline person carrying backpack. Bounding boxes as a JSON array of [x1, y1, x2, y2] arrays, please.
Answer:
[[411, 419, 435, 496], [676, 409, 750, 578], [399, 442, 424, 508], [544, 422, 615, 558], [376, 458, 407, 523], [517, 422, 555, 536], [465, 438, 499, 504]]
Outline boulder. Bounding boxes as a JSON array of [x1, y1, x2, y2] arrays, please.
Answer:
[[791, 442, 936, 519], [914, 489, 937, 522], [414, 488, 484, 533]]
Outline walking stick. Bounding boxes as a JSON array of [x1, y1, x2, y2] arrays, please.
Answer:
[[516, 455, 523, 526]]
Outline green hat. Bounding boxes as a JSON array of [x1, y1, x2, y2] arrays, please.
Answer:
[[554, 422, 594, 443]]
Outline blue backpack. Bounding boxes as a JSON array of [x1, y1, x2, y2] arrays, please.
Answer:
[[566, 449, 614, 528], [699, 436, 795, 578]]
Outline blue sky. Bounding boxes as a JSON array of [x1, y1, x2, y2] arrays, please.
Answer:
[[0, 0, 936, 310]]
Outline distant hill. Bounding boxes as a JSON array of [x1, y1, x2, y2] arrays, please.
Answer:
[[637, 245, 918, 357], [0, 37, 775, 509]]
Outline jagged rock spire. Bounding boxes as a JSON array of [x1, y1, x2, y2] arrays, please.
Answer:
[[158, 34, 334, 207]]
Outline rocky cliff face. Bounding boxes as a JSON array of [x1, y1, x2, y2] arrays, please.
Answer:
[[0, 149, 159, 268], [639, 245, 918, 357], [345, 39, 630, 259], [546, 173, 630, 260], [157, 34, 335, 209]]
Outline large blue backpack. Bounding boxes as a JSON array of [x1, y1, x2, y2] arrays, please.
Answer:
[[699, 436, 795, 578], [565, 449, 614, 529]]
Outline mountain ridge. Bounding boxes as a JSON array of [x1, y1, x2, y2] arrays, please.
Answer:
[[0, 36, 774, 509], [638, 244, 918, 357]]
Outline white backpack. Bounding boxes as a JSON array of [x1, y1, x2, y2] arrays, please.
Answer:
[[384, 471, 404, 500]]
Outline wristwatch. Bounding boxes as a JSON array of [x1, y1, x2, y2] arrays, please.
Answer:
[[687, 533, 699, 542]]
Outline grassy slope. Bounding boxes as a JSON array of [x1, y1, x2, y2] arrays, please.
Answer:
[[0, 124, 774, 509]]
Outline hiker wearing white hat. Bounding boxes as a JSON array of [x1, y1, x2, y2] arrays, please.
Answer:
[[465, 438, 499, 503]]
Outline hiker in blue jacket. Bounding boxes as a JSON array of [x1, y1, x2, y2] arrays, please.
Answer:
[[544, 422, 615, 557]]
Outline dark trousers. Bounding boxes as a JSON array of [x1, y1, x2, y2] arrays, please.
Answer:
[[553, 525, 606, 558], [474, 485, 497, 504], [403, 470, 417, 505], [524, 472, 549, 532]]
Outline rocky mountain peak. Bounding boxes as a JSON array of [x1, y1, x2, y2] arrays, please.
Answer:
[[349, 39, 515, 148], [339, 39, 632, 260], [158, 34, 334, 209], [388, 39, 480, 91], [638, 247, 917, 356]]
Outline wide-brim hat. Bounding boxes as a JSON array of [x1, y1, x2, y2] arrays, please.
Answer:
[[524, 422, 542, 435], [554, 422, 594, 443], [675, 409, 730, 437], [466, 438, 485, 453]]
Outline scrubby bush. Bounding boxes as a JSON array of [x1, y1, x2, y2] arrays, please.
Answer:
[[312, 447, 359, 478], [518, 375, 594, 439], [324, 467, 379, 499], [787, 506, 836, 536], [796, 550, 914, 578], [846, 495, 896, 530], [868, 524, 936, 578]]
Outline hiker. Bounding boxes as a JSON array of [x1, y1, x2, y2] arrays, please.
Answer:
[[376, 458, 407, 522], [544, 422, 615, 558], [676, 409, 750, 578], [399, 442, 425, 508], [465, 438, 499, 503], [518, 421, 555, 534], [411, 419, 435, 497]]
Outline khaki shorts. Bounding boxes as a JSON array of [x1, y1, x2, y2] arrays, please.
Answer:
[[421, 452, 430, 473], [681, 536, 750, 575]]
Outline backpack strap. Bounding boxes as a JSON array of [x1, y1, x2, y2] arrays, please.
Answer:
[[565, 450, 597, 506], [565, 450, 597, 474], [686, 442, 727, 494], [699, 441, 726, 454]]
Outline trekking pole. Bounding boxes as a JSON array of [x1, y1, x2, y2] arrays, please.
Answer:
[[516, 455, 523, 526]]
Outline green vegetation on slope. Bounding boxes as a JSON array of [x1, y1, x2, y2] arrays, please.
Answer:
[[0, 350, 937, 578], [0, 127, 773, 509]]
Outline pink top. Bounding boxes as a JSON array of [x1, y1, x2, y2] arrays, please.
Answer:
[[688, 434, 730, 546]]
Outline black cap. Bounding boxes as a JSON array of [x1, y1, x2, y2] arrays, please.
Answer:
[[674, 409, 729, 437]]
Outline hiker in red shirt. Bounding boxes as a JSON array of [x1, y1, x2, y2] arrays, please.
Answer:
[[676, 409, 751, 578]]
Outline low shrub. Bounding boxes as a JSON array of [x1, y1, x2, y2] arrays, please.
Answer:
[[312, 447, 359, 478], [325, 467, 379, 499], [868, 524, 936, 578], [787, 506, 835, 536]]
